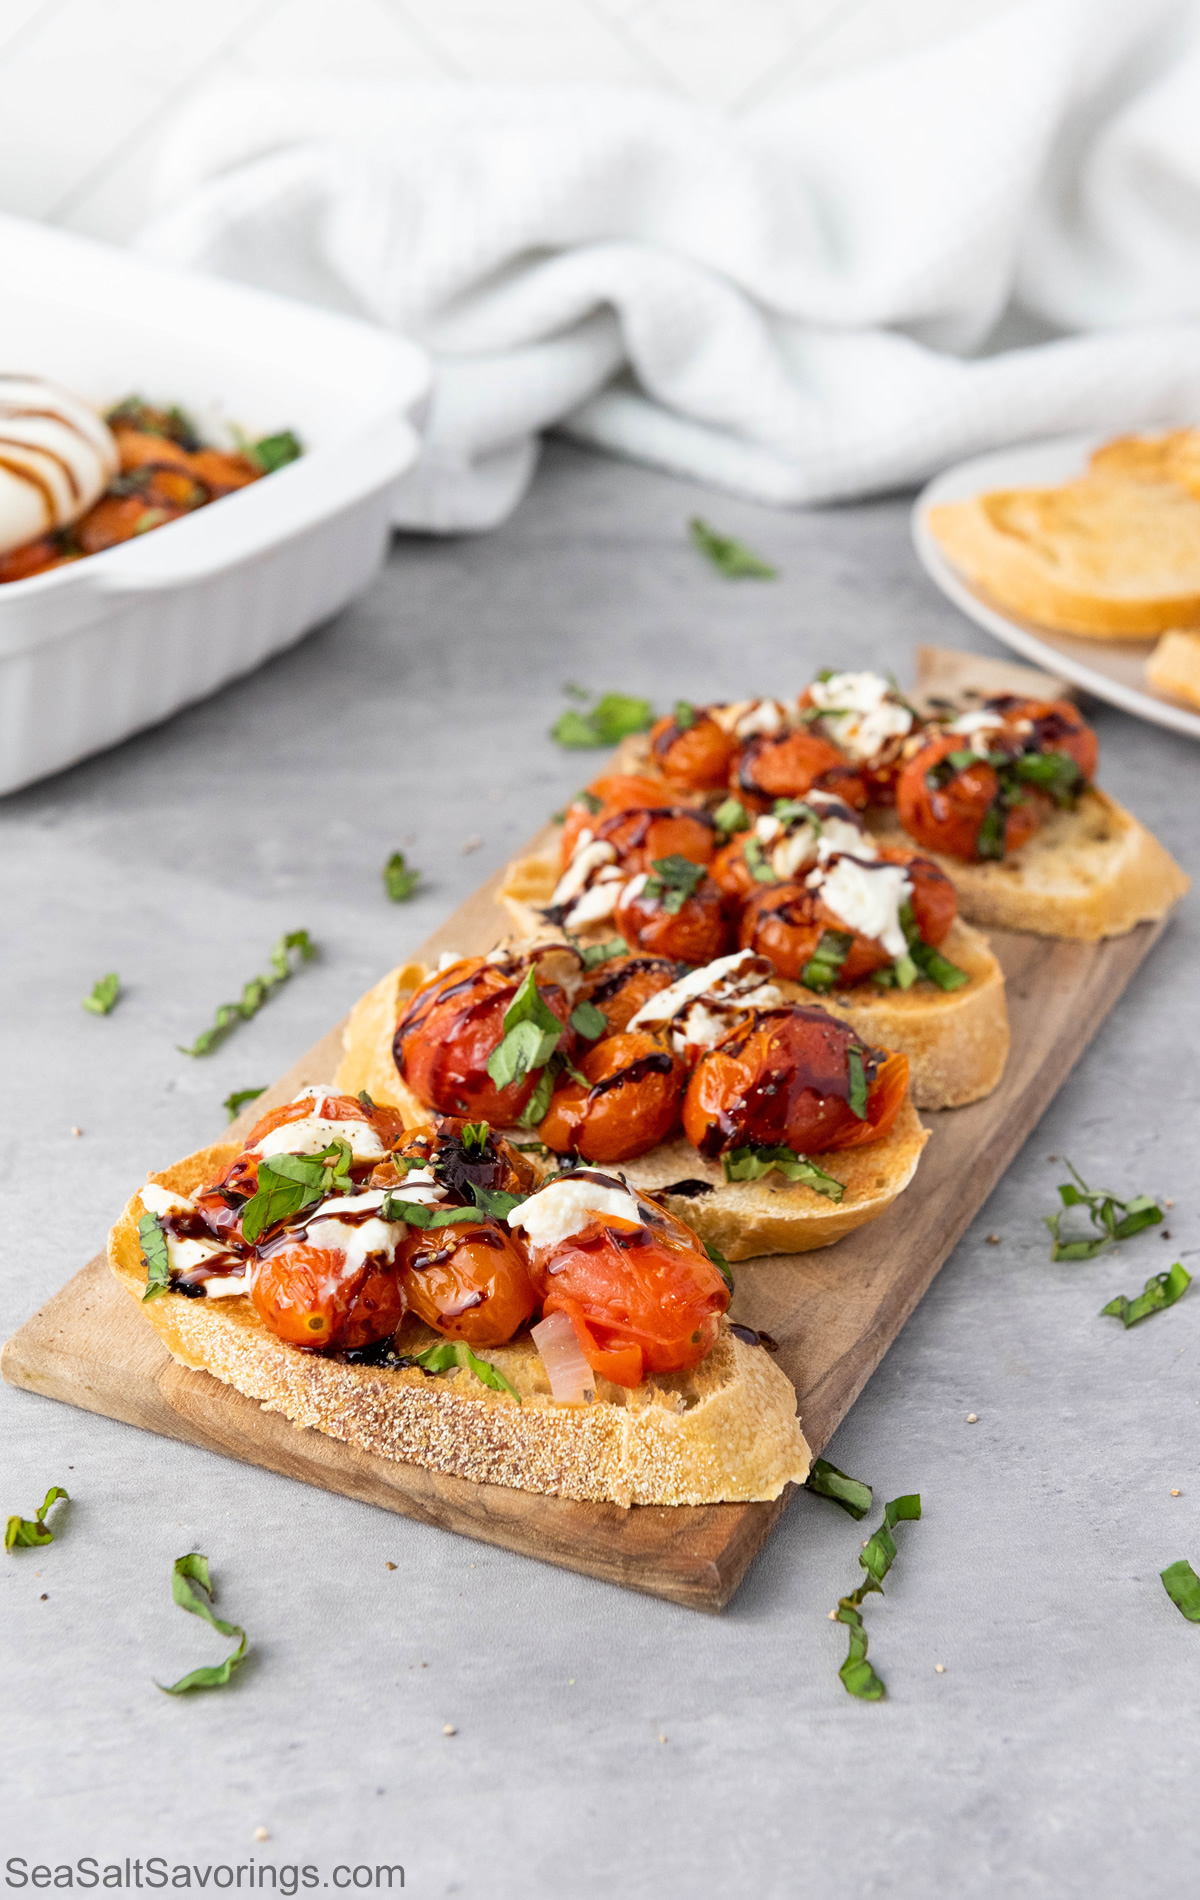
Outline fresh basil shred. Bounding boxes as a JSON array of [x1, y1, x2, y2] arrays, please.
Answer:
[[5, 1486, 69, 1552], [703, 1239, 734, 1292], [82, 972, 120, 1016], [580, 937, 628, 970], [642, 854, 706, 915], [378, 1199, 478, 1230], [383, 851, 419, 902], [801, 930, 852, 993], [846, 1048, 868, 1120], [713, 797, 751, 838], [673, 700, 697, 731], [834, 1494, 922, 1700], [742, 835, 778, 884], [723, 1145, 844, 1203], [550, 692, 654, 749], [1162, 1559, 1200, 1623], [1044, 1162, 1163, 1260], [806, 1458, 872, 1521], [178, 930, 316, 1057], [1101, 1261, 1190, 1327], [486, 966, 564, 1091], [405, 1340, 520, 1404], [223, 1086, 266, 1122], [570, 1000, 608, 1041], [240, 1138, 355, 1245], [138, 1213, 171, 1302], [688, 516, 777, 579], [157, 1553, 249, 1696]]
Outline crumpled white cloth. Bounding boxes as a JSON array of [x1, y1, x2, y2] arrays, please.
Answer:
[[137, 0, 1200, 531]]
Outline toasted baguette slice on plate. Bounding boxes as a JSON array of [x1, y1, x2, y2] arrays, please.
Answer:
[[1146, 630, 1200, 712], [869, 789, 1188, 941], [109, 1146, 811, 1507], [336, 958, 929, 1261], [926, 470, 1200, 639], [497, 848, 1007, 1110]]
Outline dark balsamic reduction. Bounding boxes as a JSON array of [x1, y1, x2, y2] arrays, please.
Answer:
[[585, 956, 675, 1007], [587, 1050, 674, 1099], [729, 1323, 779, 1351], [656, 1179, 714, 1198]]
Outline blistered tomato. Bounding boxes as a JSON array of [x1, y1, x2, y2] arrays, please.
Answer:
[[559, 774, 693, 868], [577, 955, 678, 1034], [732, 731, 868, 813], [251, 1242, 406, 1352], [539, 1031, 683, 1160], [615, 874, 732, 963], [895, 734, 1042, 862], [739, 850, 957, 984], [197, 1091, 404, 1237], [394, 955, 573, 1123], [649, 709, 737, 792], [400, 1218, 537, 1347], [682, 1005, 908, 1158]]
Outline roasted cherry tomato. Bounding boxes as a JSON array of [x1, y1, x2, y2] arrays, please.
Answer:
[[591, 804, 716, 874], [738, 849, 957, 985], [197, 1092, 403, 1238], [615, 873, 732, 964], [710, 835, 776, 903], [983, 696, 1098, 783], [649, 708, 737, 792], [577, 954, 678, 1034], [390, 1115, 538, 1200], [682, 1005, 907, 1158], [732, 730, 868, 813], [522, 1187, 729, 1387], [896, 733, 1042, 862], [251, 1241, 406, 1352], [400, 1218, 537, 1347], [559, 774, 693, 867], [794, 685, 922, 804], [394, 953, 574, 1124], [539, 1031, 684, 1160], [0, 535, 75, 583]]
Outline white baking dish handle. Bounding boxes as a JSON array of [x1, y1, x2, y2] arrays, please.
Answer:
[[90, 415, 419, 593]]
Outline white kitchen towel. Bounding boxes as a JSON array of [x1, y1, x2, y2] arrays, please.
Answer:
[[137, 0, 1200, 531]]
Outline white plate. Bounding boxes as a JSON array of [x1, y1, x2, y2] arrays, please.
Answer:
[[911, 434, 1200, 743]]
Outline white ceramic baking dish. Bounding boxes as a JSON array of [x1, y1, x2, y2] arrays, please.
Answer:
[[0, 213, 430, 795]]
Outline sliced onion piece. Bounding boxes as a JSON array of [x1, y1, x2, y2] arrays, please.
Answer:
[[532, 1310, 596, 1406]]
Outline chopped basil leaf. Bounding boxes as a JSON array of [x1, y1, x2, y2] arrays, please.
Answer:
[[407, 1340, 520, 1403], [723, 1144, 844, 1203], [82, 971, 120, 1016], [835, 1494, 921, 1699], [250, 429, 303, 474], [138, 1213, 172, 1302], [580, 937, 628, 970], [157, 1553, 249, 1696], [688, 516, 777, 580], [801, 929, 852, 993], [470, 1184, 525, 1221], [898, 901, 968, 991], [976, 801, 1007, 861], [562, 682, 591, 702], [486, 966, 564, 1090], [1101, 1261, 1190, 1327], [178, 930, 316, 1057], [512, 1140, 550, 1156], [846, 1047, 868, 1120], [743, 835, 778, 884], [806, 1458, 872, 1521], [240, 1138, 354, 1245], [673, 700, 697, 730], [1012, 749, 1081, 805], [570, 1000, 607, 1040], [383, 851, 419, 902], [357, 1090, 377, 1111], [460, 1121, 489, 1153], [713, 796, 751, 838], [1161, 1559, 1200, 1623], [516, 1062, 556, 1128], [577, 789, 604, 814], [5, 1485, 69, 1553], [643, 854, 706, 915], [703, 1239, 734, 1292], [551, 692, 654, 749], [378, 1198, 478, 1229], [1044, 1162, 1163, 1261], [224, 1086, 266, 1122]]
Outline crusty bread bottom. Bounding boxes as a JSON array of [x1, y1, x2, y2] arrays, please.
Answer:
[[869, 789, 1189, 942], [1147, 630, 1200, 712], [497, 852, 1008, 1110], [109, 1146, 812, 1507], [336, 964, 930, 1259]]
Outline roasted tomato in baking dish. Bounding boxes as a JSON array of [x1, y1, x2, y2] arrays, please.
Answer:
[[576, 954, 678, 1035], [515, 1176, 729, 1387], [615, 863, 732, 964], [649, 705, 738, 792], [539, 1031, 684, 1161], [682, 1005, 908, 1159], [732, 729, 868, 813], [399, 1217, 538, 1347], [394, 951, 575, 1124], [896, 699, 1097, 863], [251, 1232, 407, 1352], [739, 850, 957, 985]]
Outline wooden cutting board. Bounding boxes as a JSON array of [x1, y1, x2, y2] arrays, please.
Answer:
[[1, 836, 1168, 1610]]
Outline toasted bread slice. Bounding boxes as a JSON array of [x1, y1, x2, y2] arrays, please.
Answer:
[[1146, 629, 1200, 711], [108, 1146, 811, 1506], [496, 849, 1007, 1110], [870, 789, 1188, 941], [927, 473, 1200, 638], [336, 960, 929, 1260]]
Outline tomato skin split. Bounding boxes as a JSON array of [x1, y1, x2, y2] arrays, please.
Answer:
[[539, 1031, 684, 1162], [251, 1243, 406, 1352]]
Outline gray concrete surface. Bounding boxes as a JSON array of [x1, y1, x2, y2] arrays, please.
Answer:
[[2, 441, 1197, 1900]]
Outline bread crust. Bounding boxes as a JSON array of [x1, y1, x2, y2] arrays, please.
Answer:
[[109, 1146, 811, 1507], [927, 483, 1200, 638], [1147, 630, 1200, 711], [497, 851, 1008, 1110], [336, 959, 929, 1258], [869, 789, 1189, 942]]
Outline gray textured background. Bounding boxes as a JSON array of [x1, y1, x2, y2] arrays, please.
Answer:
[[2, 442, 1197, 1899]]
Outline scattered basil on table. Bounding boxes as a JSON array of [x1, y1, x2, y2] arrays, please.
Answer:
[[158, 1553, 249, 1695], [178, 929, 316, 1057], [688, 516, 777, 579], [5, 1486, 69, 1552]]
